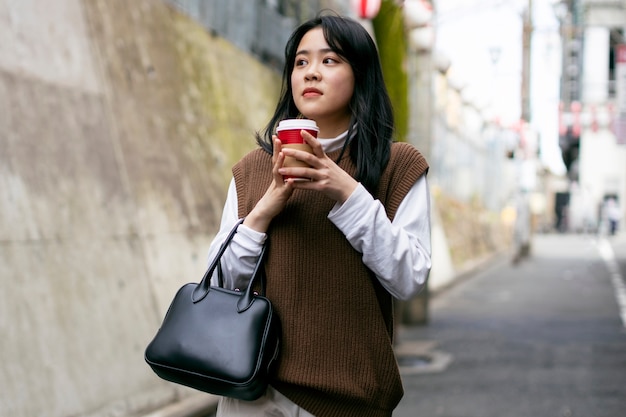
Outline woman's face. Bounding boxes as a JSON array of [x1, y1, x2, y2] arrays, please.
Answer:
[[291, 27, 355, 135]]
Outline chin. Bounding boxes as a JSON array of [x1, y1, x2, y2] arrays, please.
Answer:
[[295, 110, 318, 120]]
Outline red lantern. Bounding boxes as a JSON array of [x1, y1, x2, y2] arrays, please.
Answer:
[[571, 101, 581, 137], [558, 101, 566, 136], [350, 0, 382, 19], [404, 0, 433, 28]]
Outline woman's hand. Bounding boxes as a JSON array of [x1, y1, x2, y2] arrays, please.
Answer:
[[243, 136, 295, 233], [279, 130, 358, 204]]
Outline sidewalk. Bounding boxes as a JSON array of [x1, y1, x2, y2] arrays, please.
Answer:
[[138, 393, 218, 417], [393, 232, 626, 417]]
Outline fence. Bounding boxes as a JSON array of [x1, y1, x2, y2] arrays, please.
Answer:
[[164, 0, 345, 69], [431, 114, 519, 213], [165, 0, 296, 69]]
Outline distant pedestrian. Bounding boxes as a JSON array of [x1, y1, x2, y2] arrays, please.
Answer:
[[513, 191, 531, 264], [205, 13, 431, 417], [606, 198, 621, 236]]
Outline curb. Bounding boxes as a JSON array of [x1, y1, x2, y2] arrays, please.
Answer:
[[139, 394, 218, 417], [430, 250, 510, 298]]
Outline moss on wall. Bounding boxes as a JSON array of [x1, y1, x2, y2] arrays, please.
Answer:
[[170, 11, 281, 186], [82, 0, 281, 231], [433, 187, 513, 269]]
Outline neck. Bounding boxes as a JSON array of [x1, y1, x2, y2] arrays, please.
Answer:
[[314, 115, 351, 139]]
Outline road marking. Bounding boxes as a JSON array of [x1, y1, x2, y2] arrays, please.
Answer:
[[597, 238, 626, 328]]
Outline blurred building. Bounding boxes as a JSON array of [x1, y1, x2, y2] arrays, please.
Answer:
[[556, 0, 626, 233]]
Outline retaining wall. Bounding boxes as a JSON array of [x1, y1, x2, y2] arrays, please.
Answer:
[[0, 1, 279, 415]]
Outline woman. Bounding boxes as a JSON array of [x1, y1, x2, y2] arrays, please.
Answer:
[[208, 13, 431, 417]]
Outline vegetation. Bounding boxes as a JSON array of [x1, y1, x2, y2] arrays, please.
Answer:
[[372, 0, 409, 142]]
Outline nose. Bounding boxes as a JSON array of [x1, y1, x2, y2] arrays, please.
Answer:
[[305, 65, 321, 81]]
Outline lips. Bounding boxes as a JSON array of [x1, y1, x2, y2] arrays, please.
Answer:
[[303, 87, 322, 97]]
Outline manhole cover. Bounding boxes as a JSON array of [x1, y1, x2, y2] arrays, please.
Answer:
[[396, 350, 453, 374], [396, 355, 433, 368]]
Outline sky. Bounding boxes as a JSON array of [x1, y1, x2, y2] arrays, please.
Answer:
[[433, 0, 566, 174]]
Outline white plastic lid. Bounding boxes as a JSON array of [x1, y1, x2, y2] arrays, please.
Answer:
[[276, 119, 319, 132]]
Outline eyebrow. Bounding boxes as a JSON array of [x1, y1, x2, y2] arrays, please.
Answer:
[[295, 48, 335, 56]]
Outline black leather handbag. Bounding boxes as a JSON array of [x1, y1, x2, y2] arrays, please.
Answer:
[[145, 219, 281, 401]]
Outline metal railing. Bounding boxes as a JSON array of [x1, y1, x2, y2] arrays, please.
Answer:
[[164, 0, 351, 68], [165, 0, 297, 69], [431, 115, 518, 212]]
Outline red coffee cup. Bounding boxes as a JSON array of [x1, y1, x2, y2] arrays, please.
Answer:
[[276, 119, 319, 180]]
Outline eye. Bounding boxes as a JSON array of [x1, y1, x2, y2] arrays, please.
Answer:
[[295, 58, 308, 67], [323, 57, 339, 64]]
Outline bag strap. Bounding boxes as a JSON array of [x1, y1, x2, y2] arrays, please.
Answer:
[[192, 219, 267, 311], [218, 247, 268, 290]]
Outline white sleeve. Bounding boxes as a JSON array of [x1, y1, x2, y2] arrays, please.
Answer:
[[327, 176, 431, 300], [207, 178, 266, 289]]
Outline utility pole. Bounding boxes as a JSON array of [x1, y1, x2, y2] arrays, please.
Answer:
[[521, 0, 533, 122]]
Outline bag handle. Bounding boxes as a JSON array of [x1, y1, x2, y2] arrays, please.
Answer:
[[192, 219, 267, 311]]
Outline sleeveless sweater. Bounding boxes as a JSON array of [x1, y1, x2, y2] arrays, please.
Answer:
[[233, 142, 429, 417]]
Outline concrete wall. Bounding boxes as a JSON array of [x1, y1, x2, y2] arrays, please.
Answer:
[[0, 0, 280, 416]]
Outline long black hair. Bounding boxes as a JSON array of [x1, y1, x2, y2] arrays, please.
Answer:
[[256, 14, 394, 193]]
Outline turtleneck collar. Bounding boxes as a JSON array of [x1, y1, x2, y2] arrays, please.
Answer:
[[318, 128, 357, 154]]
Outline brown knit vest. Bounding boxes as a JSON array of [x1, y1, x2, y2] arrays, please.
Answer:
[[233, 143, 428, 417]]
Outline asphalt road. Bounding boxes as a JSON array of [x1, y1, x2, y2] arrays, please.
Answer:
[[394, 232, 626, 417]]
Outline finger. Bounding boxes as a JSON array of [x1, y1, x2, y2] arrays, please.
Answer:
[[281, 147, 318, 169], [272, 136, 283, 163], [273, 151, 286, 177], [279, 166, 315, 182], [301, 130, 324, 157]]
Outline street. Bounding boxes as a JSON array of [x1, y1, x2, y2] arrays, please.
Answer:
[[394, 233, 626, 417]]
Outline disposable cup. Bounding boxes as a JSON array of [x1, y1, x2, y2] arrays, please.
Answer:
[[276, 119, 319, 180]]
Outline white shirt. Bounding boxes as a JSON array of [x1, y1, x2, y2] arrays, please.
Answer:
[[207, 130, 432, 300]]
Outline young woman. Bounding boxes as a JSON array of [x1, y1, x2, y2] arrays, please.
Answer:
[[208, 13, 431, 417]]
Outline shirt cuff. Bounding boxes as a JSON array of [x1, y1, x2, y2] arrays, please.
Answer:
[[328, 183, 374, 226], [237, 223, 268, 245]]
